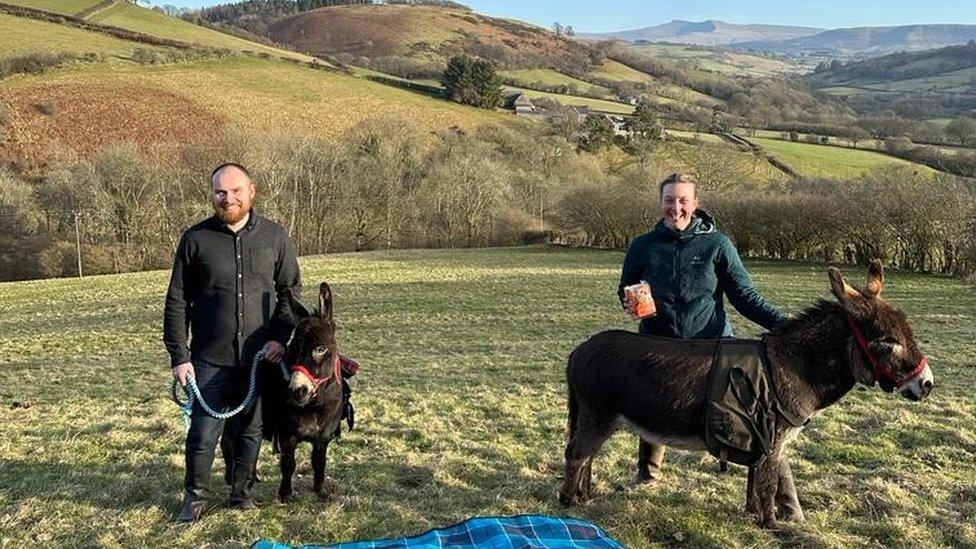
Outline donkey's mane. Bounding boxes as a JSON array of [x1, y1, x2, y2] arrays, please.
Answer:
[[768, 299, 845, 336]]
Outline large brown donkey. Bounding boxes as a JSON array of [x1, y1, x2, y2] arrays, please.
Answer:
[[262, 282, 349, 502], [560, 261, 933, 528]]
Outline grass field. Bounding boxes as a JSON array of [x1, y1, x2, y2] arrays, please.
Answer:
[[2, 55, 515, 157], [1, 0, 98, 15], [810, 66, 976, 95], [588, 60, 654, 85], [499, 69, 610, 97], [627, 44, 802, 77], [83, 2, 316, 62], [665, 129, 727, 144], [748, 137, 936, 179], [0, 12, 167, 58], [502, 85, 635, 115], [1, 246, 974, 547]]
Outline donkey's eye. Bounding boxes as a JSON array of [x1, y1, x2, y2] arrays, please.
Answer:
[[312, 345, 330, 359]]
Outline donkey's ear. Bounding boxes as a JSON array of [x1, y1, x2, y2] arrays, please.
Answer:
[[286, 288, 310, 320], [829, 266, 862, 305], [864, 259, 884, 298], [317, 282, 333, 321]]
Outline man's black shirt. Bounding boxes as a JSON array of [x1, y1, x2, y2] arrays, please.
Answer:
[[163, 212, 301, 367]]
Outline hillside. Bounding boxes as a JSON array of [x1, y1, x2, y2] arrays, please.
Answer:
[[578, 19, 822, 46], [0, 4, 525, 167], [625, 43, 805, 77], [737, 24, 976, 57], [2, 56, 516, 164], [267, 4, 593, 73], [805, 41, 976, 94], [0, 0, 319, 62]]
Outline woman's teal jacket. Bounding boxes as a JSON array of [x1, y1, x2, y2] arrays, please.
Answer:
[[617, 209, 787, 338]]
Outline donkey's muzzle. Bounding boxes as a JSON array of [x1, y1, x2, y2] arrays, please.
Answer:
[[288, 371, 317, 406], [899, 364, 934, 401]]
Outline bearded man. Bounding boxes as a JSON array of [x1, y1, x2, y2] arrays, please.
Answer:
[[163, 163, 301, 521]]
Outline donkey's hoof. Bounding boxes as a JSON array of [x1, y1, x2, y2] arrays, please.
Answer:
[[315, 488, 332, 501], [758, 517, 782, 531], [278, 490, 293, 503]]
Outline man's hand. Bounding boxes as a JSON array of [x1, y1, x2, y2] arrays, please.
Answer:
[[262, 340, 285, 363], [173, 362, 194, 387]]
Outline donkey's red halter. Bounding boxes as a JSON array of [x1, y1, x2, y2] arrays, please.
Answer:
[[291, 353, 341, 392], [845, 315, 928, 388]]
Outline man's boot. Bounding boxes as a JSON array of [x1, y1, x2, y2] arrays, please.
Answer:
[[176, 488, 208, 522], [229, 464, 256, 510], [636, 440, 667, 484]]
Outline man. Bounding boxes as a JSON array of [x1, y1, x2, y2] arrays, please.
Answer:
[[164, 163, 300, 522], [617, 172, 787, 485]]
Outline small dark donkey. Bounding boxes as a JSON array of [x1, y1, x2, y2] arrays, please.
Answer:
[[261, 282, 348, 501], [560, 261, 934, 528]]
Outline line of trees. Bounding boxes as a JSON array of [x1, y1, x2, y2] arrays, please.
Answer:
[[3, 117, 975, 282], [557, 167, 976, 276]]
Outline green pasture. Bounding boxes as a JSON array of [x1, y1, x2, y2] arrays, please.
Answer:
[[1, 0, 98, 15], [813, 65, 976, 95], [588, 59, 654, 85], [84, 1, 316, 62], [502, 86, 635, 115], [0, 12, 166, 58], [1, 247, 974, 547], [748, 137, 936, 179], [498, 69, 610, 97], [665, 129, 727, 144], [627, 44, 800, 77]]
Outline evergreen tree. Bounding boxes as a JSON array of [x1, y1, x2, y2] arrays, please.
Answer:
[[577, 115, 614, 152], [441, 55, 502, 109], [626, 97, 661, 139]]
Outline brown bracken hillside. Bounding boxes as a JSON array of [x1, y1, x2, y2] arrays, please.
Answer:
[[268, 4, 593, 71]]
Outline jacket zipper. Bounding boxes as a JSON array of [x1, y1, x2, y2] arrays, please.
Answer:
[[675, 237, 683, 335]]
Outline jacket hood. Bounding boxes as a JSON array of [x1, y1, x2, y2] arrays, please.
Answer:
[[653, 209, 717, 241]]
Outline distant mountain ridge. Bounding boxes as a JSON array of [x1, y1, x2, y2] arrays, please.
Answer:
[[581, 19, 976, 57], [736, 24, 976, 56], [578, 20, 823, 45]]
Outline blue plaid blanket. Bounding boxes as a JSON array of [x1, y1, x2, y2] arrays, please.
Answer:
[[253, 514, 624, 549]]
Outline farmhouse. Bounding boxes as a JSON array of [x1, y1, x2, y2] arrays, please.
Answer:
[[604, 114, 631, 137], [505, 93, 537, 115]]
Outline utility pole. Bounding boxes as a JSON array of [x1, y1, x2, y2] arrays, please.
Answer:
[[539, 190, 544, 233], [74, 211, 83, 278]]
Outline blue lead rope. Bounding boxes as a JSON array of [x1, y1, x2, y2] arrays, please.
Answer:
[[171, 349, 290, 432]]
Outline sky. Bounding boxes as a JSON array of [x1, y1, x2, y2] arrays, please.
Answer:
[[158, 0, 976, 32]]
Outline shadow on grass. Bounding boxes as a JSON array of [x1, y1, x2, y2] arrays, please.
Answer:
[[0, 457, 181, 512]]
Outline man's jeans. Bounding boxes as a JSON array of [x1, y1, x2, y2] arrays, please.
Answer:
[[184, 360, 261, 503]]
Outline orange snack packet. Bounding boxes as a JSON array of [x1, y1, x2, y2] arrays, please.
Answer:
[[624, 281, 656, 319]]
